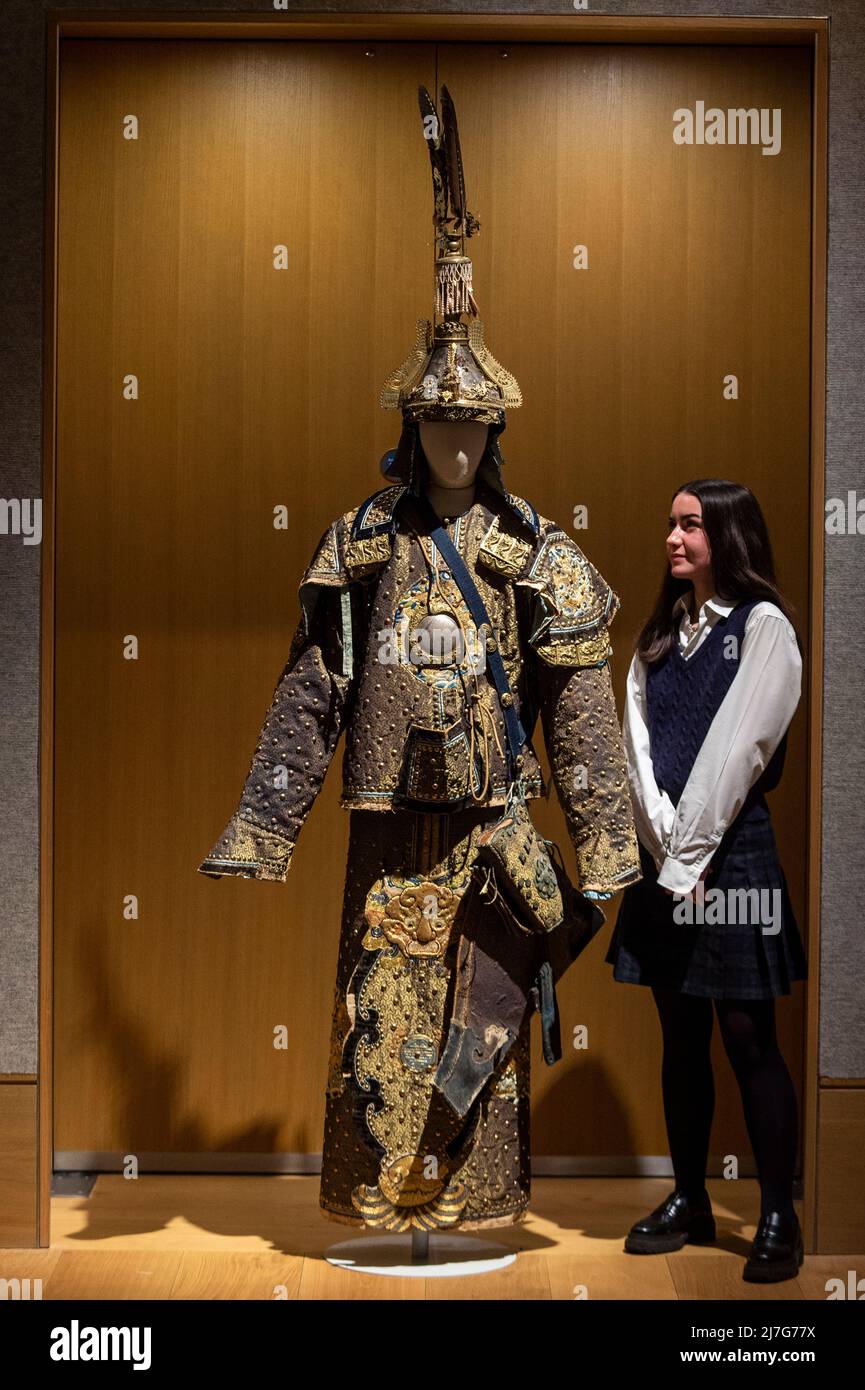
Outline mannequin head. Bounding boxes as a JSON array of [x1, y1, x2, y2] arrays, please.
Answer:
[[419, 420, 489, 491], [380, 413, 507, 503]]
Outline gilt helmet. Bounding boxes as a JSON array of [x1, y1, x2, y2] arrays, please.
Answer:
[[380, 85, 522, 428]]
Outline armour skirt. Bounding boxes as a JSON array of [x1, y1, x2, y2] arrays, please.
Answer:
[[319, 806, 532, 1232], [605, 812, 808, 999]]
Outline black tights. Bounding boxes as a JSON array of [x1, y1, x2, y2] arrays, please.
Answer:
[[651, 986, 799, 1220]]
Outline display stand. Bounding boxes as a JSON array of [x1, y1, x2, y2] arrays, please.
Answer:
[[324, 1225, 516, 1278]]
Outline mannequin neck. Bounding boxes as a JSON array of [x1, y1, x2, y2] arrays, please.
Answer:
[[425, 476, 478, 521]]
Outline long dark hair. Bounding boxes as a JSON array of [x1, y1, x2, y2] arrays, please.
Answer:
[[637, 479, 802, 666]]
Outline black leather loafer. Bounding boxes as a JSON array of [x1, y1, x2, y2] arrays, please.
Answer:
[[624, 1188, 716, 1254], [742, 1210, 804, 1283]]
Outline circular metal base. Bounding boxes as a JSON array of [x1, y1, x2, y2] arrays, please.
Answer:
[[324, 1232, 517, 1278]]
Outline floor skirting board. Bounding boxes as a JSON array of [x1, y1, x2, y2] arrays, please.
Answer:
[[52, 1153, 770, 1179]]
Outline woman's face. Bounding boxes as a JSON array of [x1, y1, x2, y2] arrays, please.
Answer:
[[666, 492, 713, 586]]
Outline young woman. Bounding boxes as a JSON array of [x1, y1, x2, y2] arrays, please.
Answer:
[[604, 479, 808, 1283]]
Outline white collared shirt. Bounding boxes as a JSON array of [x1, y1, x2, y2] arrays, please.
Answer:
[[623, 592, 802, 895]]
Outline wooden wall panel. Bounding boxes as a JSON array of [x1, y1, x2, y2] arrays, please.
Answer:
[[433, 41, 812, 1161], [0, 1083, 38, 1246], [55, 36, 438, 1162], [54, 38, 811, 1168], [816, 1088, 865, 1253]]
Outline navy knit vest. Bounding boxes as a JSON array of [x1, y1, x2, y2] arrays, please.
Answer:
[[646, 598, 786, 826]]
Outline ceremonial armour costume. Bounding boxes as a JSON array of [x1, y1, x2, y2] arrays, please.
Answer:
[[198, 87, 641, 1230]]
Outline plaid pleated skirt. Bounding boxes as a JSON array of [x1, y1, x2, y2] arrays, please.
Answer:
[[605, 810, 808, 999]]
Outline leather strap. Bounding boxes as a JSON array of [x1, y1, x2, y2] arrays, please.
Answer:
[[408, 495, 527, 780]]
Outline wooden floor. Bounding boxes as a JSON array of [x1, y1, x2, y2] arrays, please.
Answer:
[[1, 1176, 857, 1299]]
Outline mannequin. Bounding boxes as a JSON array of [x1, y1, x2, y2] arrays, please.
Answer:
[[421, 420, 488, 519], [196, 82, 641, 1243]]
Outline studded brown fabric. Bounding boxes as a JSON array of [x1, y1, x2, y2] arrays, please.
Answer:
[[199, 475, 639, 895]]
